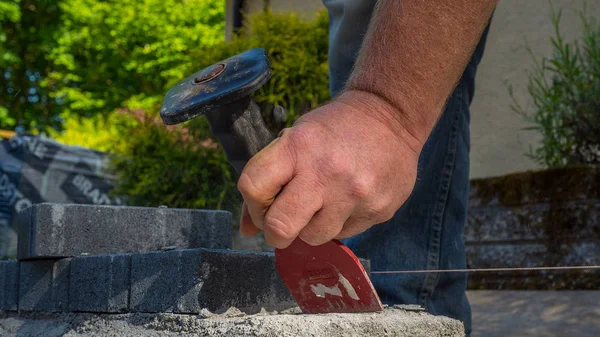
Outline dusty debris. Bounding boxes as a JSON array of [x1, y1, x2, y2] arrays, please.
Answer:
[[0, 307, 464, 337]]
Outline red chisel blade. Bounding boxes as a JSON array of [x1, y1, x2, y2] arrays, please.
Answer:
[[275, 238, 383, 314]]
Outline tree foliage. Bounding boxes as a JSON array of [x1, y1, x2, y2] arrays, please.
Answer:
[[0, 0, 225, 132], [108, 115, 238, 211], [1, 0, 62, 130]]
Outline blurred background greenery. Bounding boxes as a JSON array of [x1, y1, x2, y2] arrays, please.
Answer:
[[2, 0, 598, 218], [0, 0, 330, 218]]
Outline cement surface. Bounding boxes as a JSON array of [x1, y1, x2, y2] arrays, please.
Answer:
[[0, 306, 464, 337], [468, 290, 600, 337]]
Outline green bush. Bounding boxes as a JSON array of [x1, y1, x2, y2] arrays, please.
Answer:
[[1, 0, 225, 132], [510, 6, 600, 168], [108, 115, 238, 211], [104, 10, 331, 217], [49, 0, 225, 117], [47, 110, 140, 152]]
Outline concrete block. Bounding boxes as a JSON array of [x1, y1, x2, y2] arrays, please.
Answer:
[[0, 260, 19, 311], [130, 250, 201, 312], [15, 206, 32, 260], [130, 249, 201, 313], [196, 249, 296, 314], [69, 254, 131, 313], [18, 259, 70, 312], [130, 249, 296, 314], [17, 203, 232, 260]]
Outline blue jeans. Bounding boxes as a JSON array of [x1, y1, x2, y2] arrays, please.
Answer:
[[323, 1, 491, 335]]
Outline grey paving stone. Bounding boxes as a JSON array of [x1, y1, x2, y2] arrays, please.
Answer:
[[52, 259, 70, 312], [196, 249, 296, 314], [0, 260, 19, 311], [130, 249, 296, 314], [130, 249, 200, 313], [69, 254, 131, 313], [15, 206, 32, 261], [18, 259, 71, 312], [17, 203, 232, 260]]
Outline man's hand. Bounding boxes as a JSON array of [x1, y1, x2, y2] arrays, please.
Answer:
[[238, 90, 423, 248], [238, 0, 497, 248]]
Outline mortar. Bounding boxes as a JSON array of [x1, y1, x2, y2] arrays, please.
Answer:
[[0, 306, 465, 337]]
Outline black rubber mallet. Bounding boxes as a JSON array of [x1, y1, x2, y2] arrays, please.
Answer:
[[160, 48, 277, 173]]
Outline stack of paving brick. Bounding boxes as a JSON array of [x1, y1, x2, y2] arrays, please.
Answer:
[[0, 203, 297, 314]]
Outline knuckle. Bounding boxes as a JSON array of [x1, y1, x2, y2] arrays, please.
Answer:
[[365, 197, 396, 223], [264, 211, 296, 242], [287, 123, 319, 143], [376, 209, 396, 223], [373, 196, 391, 212], [298, 229, 322, 245], [319, 151, 353, 180], [377, 205, 397, 223], [349, 176, 375, 200], [300, 221, 336, 245], [284, 125, 318, 154], [237, 173, 261, 200]]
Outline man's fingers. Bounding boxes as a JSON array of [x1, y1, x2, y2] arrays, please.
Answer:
[[237, 137, 295, 230], [239, 202, 261, 237], [335, 215, 380, 240], [262, 176, 323, 249], [298, 203, 354, 246]]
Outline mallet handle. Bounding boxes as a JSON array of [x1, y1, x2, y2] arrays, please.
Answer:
[[204, 97, 275, 174]]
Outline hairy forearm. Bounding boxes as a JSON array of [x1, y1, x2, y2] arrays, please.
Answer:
[[343, 0, 497, 147]]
